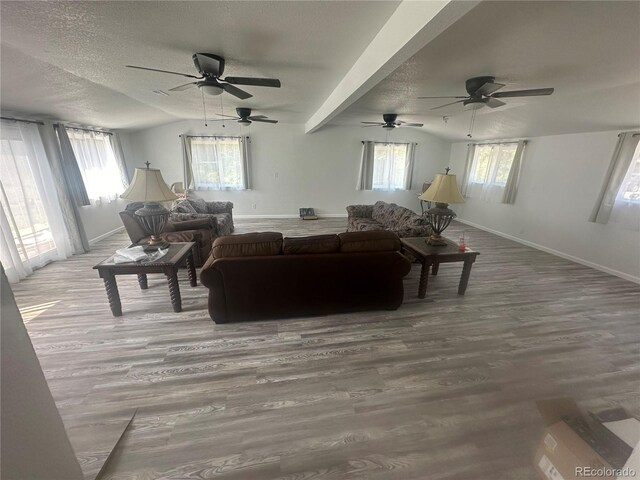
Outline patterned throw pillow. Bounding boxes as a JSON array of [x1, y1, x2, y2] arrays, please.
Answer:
[[189, 198, 208, 213], [174, 200, 198, 214]]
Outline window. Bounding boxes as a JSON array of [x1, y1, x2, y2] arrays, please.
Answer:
[[66, 128, 126, 203], [590, 132, 640, 226], [356, 141, 416, 191], [372, 143, 412, 191], [1, 121, 73, 283], [1, 129, 56, 261], [464, 142, 524, 203], [190, 136, 248, 190], [469, 143, 518, 186], [617, 141, 640, 202]]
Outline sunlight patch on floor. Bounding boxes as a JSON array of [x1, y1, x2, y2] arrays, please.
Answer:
[[20, 300, 60, 323]]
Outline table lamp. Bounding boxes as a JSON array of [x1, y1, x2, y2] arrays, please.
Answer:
[[120, 162, 178, 249], [418, 167, 465, 246]]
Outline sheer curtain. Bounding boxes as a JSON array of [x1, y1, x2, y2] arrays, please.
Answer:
[[590, 131, 640, 229], [185, 136, 249, 190], [0, 121, 73, 283], [65, 128, 127, 203], [608, 135, 640, 231], [356, 141, 375, 190], [465, 142, 523, 203], [357, 142, 416, 191]]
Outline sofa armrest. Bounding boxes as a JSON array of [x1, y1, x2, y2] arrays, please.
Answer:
[[169, 217, 215, 232], [170, 212, 218, 230], [160, 230, 198, 243], [206, 201, 233, 214], [346, 205, 373, 220]]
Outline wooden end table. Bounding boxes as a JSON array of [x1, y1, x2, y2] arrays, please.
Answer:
[[93, 242, 197, 316], [400, 237, 479, 298]]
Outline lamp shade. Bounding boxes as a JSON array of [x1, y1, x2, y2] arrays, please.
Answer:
[[418, 173, 465, 204], [120, 167, 178, 202]]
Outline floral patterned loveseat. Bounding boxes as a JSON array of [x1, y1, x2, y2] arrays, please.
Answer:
[[170, 198, 234, 237], [346, 201, 431, 238]]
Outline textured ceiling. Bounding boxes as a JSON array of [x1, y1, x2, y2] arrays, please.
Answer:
[[338, 1, 640, 141], [1, 1, 638, 140], [0, 1, 400, 129]]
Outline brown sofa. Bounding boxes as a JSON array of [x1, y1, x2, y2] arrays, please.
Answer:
[[119, 202, 213, 266], [347, 201, 431, 238], [170, 198, 234, 237], [199, 231, 411, 323]]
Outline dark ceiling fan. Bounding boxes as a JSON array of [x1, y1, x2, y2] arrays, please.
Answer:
[[126, 53, 281, 100], [361, 113, 423, 130], [212, 107, 278, 126], [419, 76, 554, 110]]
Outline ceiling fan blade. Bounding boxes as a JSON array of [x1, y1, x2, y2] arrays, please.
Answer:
[[216, 113, 240, 118], [418, 96, 468, 99], [492, 88, 554, 98], [250, 117, 278, 124], [223, 77, 281, 88], [486, 98, 506, 109], [431, 99, 465, 110], [361, 121, 383, 125], [222, 83, 253, 100], [476, 82, 505, 96], [169, 82, 197, 92], [248, 115, 268, 119], [362, 125, 381, 128], [399, 122, 424, 127], [126, 65, 201, 79]]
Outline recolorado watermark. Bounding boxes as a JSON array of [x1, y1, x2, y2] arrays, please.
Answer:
[[576, 466, 636, 477]]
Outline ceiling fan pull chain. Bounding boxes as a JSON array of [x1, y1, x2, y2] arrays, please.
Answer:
[[220, 96, 225, 128], [201, 88, 208, 126], [467, 108, 477, 139]]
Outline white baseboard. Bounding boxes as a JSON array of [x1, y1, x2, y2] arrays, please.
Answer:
[[234, 214, 348, 219], [89, 226, 125, 245], [455, 218, 640, 284], [235, 214, 299, 219]]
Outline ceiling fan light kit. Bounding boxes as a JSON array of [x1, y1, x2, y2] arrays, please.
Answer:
[[199, 83, 224, 96]]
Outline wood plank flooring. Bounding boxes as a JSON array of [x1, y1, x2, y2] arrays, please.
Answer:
[[10, 218, 640, 480]]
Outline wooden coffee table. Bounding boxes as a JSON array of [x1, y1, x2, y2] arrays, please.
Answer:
[[93, 242, 197, 316], [400, 237, 479, 298]]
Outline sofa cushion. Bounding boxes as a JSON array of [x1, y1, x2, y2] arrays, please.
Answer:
[[351, 218, 382, 232], [189, 198, 208, 213], [174, 200, 198, 215], [371, 201, 390, 223], [212, 232, 283, 259], [283, 234, 340, 255], [338, 231, 400, 253]]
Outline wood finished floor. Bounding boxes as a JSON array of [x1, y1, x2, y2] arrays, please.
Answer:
[[11, 218, 640, 480]]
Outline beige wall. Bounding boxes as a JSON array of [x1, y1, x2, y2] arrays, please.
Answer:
[[448, 130, 640, 282], [124, 121, 451, 217]]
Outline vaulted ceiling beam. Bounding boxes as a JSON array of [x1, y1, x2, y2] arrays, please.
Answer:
[[304, 0, 480, 134]]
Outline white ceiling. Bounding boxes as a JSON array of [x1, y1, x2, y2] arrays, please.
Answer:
[[1, 1, 639, 140], [0, 1, 399, 129], [338, 1, 640, 141]]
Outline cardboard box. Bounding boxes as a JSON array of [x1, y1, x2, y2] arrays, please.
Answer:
[[534, 398, 639, 480]]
